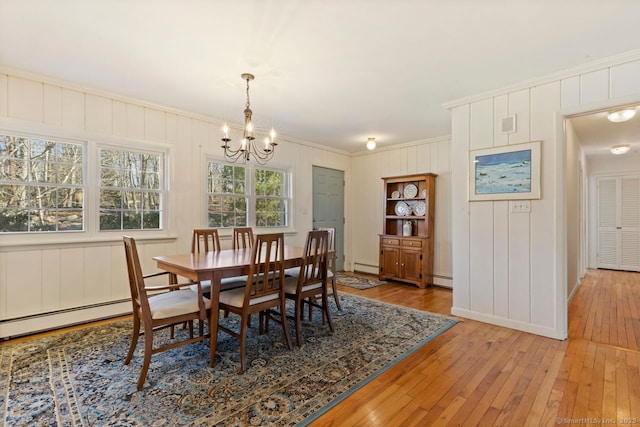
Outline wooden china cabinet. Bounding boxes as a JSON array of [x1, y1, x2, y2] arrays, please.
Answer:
[[379, 173, 436, 288]]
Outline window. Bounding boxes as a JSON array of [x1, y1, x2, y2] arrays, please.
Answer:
[[207, 163, 247, 228], [255, 167, 288, 227], [0, 133, 84, 232], [99, 148, 163, 230], [207, 161, 289, 228]]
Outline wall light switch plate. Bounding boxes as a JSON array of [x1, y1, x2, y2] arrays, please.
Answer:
[[510, 200, 531, 213]]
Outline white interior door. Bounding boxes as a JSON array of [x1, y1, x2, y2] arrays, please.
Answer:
[[597, 176, 640, 271]]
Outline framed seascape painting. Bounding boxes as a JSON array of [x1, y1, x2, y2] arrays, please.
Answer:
[[469, 141, 541, 201]]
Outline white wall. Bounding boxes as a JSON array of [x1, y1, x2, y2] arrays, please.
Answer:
[[350, 137, 453, 287], [447, 51, 640, 339], [0, 68, 350, 338]]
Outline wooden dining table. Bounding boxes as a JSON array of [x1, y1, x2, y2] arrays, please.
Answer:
[[153, 245, 306, 368]]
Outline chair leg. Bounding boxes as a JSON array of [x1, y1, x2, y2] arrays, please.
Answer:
[[124, 315, 140, 365], [279, 300, 293, 351], [294, 298, 303, 347], [138, 326, 154, 390], [323, 291, 334, 333], [331, 278, 342, 311], [239, 314, 248, 374]]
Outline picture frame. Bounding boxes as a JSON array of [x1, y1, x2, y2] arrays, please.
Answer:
[[469, 141, 541, 201]]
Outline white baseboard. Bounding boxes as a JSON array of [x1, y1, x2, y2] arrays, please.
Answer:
[[450, 307, 566, 340], [0, 301, 131, 340]]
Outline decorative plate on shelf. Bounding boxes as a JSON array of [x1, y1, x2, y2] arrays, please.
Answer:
[[404, 183, 418, 199], [421, 188, 427, 198], [394, 201, 410, 216], [391, 190, 401, 199], [413, 201, 426, 216]]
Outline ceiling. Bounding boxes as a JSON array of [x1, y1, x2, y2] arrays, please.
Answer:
[[1, 0, 640, 154]]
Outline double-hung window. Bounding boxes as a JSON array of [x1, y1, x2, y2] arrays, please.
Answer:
[[99, 147, 163, 230], [207, 161, 290, 228], [0, 133, 84, 232]]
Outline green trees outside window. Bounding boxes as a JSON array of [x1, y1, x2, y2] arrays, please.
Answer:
[[0, 134, 84, 232]]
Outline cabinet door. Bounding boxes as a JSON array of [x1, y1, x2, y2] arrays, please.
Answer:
[[401, 249, 422, 282], [380, 247, 400, 278]]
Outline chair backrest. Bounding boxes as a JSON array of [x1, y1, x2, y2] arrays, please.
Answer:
[[191, 228, 221, 253], [123, 236, 151, 316], [297, 230, 329, 286], [317, 226, 336, 271], [243, 233, 285, 303], [233, 227, 254, 250]]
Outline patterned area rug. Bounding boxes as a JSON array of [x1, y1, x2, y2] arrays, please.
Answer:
[[0, 294, 457, 426], [335, 272, 387, 290]]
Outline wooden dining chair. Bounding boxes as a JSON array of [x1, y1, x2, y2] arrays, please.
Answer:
[[283, 230, 334, 347], [318, 226, 341, 311], [191, 228, 221, 253], [232, 227, 254, 249], [123, 236, 211, 390], [217, 233, 293, 373]]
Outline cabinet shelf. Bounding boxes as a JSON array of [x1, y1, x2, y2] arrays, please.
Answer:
[[380, 173, 437, 288]]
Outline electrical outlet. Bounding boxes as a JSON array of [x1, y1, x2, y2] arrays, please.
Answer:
[[510, 200, 531, 213]]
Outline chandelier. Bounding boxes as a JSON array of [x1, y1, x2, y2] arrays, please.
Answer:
[[221, 73, 277, 164]]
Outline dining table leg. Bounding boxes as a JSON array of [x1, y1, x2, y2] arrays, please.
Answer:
[[208, 270, 221, 368]]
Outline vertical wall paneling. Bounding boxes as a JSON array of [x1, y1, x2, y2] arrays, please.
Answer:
[[86, 94, 113, 135], [125, 103, 145, 140], [468, 99, 495, 312], [112, 100, 127, 137], [0, 73, 7, 117], [435, 139, 451, 277], [166, 113, 177, 145], [60, 248, 85, 309], [508, 207, 531, 323], [493, 95, 509, 147], [470, 202, 494, 313], [8, 76, 43, 122], [42, 249, 62, 312], [508, 89, 530, 144], [174, 115, 194, 252], [84, 246, 113, 304], [61, 88, 85, 130], [580, 69, 609, 105], [145, 108, 167, 143], [6, 251, 42, 318], [610, 59, 640, 99], [493, 201, 509, 318], [530, 82, 561, 328], [451, 104, 471, 308], [43, 84, 63, 126], [561, 76, 580, 109], [470, 99, 494, 148], [111, 244, 130, 301]]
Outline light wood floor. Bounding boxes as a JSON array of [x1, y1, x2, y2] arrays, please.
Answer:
[[4, 269, 639, 426], [313, 269, 640, 426]]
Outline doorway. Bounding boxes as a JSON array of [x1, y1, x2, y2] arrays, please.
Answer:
[[312, 166, 345, 271]]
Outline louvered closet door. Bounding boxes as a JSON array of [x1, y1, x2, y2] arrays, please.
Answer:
[[620, 177, 640, 270], [597, 176, 640, 271]]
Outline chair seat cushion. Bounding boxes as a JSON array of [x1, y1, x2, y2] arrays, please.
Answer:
[[219, 286, 280, 308], [189, 276, 248, 294], [149, 289, 211, 320], [283, 275, 323, 294]]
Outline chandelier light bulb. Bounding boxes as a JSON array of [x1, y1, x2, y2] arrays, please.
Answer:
[[607, 109, 636, 123], [366, 137, 376, 150]]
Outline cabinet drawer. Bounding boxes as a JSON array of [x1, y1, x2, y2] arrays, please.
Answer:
[[381, 238, 400, 246], [402, 239, 422, 248]]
